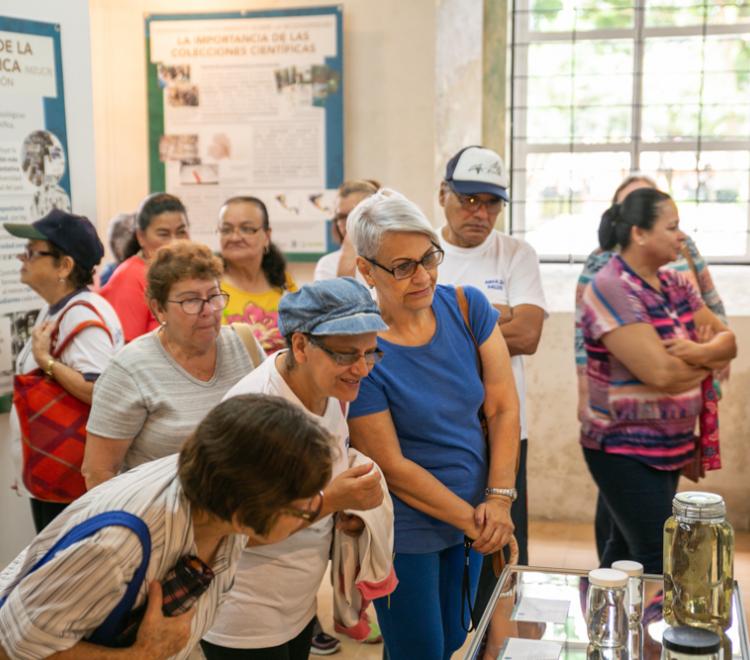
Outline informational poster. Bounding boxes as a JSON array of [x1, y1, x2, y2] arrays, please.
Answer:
[[0, 16, 69, 410], [145, 7, 343, 259]]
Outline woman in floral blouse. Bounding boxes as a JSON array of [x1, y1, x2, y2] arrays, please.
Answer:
[[218, 196, 297, 354]]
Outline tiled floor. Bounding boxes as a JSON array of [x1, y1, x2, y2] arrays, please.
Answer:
[[314, 520, 750, 659]]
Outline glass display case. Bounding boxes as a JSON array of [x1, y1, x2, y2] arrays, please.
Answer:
[[463, 566, 749, 659]]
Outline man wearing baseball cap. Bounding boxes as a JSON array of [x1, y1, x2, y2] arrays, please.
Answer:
[[437, 146, 548, 613]]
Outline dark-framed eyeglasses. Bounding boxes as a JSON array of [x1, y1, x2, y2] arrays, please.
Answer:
[[307, 335, 384, 367], [364, 244, 444, 280], [166, 292, 230, 315], [18, 247, 55, 262], [217, 224, 264, 237], [449, 185, 505, 214], [280, 490, 324, 523]]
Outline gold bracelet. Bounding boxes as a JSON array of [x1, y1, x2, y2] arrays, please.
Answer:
[[44, 357, 56, 377]]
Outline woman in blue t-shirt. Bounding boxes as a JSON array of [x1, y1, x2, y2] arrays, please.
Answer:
[[346, 189, 520, 660]]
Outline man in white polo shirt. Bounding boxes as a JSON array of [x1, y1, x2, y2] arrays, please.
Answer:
[[437, 146, 547, 612]]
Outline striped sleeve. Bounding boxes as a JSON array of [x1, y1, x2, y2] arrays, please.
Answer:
[[0, 535, 139, 659], [583, 270, 650, 341], [87, 360, 147, 439]]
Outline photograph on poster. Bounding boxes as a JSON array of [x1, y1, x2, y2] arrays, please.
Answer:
[[29, 184, 71, 219], [20, 130, 65, 187], [146, 8, 343, 258], [167, 83, 199, 107], [0, 16, 70, 406], [4, 310, 40, 367], [157, 62, 190, 86], [159, 134, 199, 161], [179, 161, 218, 185], [274, 63, 339, 105]]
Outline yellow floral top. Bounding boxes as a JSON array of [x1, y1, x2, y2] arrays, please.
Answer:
[[221, 273, 297, 354]]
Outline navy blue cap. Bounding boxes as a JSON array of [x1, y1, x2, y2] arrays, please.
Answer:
[[445, 146, 510, 201], [278, 277, 388, 336], [4, 209, 104, 272]]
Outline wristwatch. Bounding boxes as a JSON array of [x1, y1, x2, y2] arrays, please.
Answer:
[[44, 357, 56, 377], [485, 487, 517, 502]]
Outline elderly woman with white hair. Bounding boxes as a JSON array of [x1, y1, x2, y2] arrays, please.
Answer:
[[346, 189, 520, 660]]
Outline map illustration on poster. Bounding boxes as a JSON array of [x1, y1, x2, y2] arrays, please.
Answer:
[[146, 7, 343, 260], [0, 16, 70, 410]]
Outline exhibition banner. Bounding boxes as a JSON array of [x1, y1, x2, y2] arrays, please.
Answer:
[[145, 7, 343, 259], [0, 16, 69, 410]]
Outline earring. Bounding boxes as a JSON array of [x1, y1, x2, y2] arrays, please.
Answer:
[[58, 277, 66, 283], [263, 245, 270, 255], [160, 320, 167, 327]]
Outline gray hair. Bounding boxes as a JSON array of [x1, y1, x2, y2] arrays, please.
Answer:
[[107, 212, 136, 263], [346, 188, 439, 259]]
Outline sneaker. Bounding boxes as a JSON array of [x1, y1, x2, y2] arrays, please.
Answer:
[[310, 630, 341, 655]]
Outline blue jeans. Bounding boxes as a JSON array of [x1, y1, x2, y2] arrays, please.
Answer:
[[374, 542, 482, 660], [584, 448, 680, 574]]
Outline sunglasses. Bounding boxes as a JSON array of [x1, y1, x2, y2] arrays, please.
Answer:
[[449, 184, 505, 214], [307, 335, 384, 367]]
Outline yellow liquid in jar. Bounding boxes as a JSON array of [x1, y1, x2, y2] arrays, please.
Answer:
[[663, 516, 734, 630]]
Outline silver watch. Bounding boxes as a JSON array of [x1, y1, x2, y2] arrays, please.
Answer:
[[485, 487, 517, 502]]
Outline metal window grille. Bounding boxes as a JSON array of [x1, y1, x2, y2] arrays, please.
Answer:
[[509, 0, 750, 262]]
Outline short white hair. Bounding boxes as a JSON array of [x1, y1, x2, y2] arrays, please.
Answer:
[[346, 188, 439, 259]]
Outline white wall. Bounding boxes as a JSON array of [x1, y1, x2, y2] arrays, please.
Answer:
[[0, 0, 96, 565], [89, 0, 440, 232]]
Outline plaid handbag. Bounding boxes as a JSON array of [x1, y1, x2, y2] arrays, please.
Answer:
[[14, 301, 112, 503]]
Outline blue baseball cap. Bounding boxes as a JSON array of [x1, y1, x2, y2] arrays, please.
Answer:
[[4, 209, 104, 272], [278, 277, 388, 336], [445, 145, 510, 202]]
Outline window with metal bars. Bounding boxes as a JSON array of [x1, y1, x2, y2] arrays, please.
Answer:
[[508, 0, 750, 262]]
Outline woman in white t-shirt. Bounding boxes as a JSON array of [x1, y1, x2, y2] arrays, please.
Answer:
[[202, 277, 387, 660], [4, 210, 125, 532]]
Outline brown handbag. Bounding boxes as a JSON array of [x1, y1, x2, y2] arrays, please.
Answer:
[[455, 286, 519, 577]]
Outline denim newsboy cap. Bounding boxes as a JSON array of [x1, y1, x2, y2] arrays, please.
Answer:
[[278, 277, 388, 336]]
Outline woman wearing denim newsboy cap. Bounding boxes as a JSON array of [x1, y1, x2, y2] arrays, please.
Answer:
[[346, 189, 520, 660], [203, 277, 389, 660]]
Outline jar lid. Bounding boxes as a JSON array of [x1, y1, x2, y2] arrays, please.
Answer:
[[672, 491, 726, 520], [611, 560, 644, 577], [588, 568, 628, 588], [662, 626, 721, 654]]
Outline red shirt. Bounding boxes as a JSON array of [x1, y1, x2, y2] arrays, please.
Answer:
[[99, 255, 158, 342]]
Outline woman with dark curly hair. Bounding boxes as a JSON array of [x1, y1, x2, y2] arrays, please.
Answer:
[[218, 196, 297, 354], [83, 241, 264, 490]]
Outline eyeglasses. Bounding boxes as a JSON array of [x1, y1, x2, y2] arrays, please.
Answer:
[[18, 248, 55, 261], [166, 292, 230, 315], [280, 490, 324, 523], [364, 245, 444, 280], [217, 224, 264, 237], [449, 185, 505, 214], [308, 335, 384, 366]]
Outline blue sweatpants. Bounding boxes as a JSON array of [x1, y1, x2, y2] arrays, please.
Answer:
[[374, 542, 482, 660]]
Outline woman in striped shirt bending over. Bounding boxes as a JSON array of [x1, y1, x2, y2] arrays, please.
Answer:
[[580, 187, 736, 574]]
